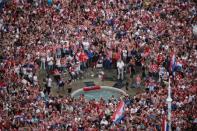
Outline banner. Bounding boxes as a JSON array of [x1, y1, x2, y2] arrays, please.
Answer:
[[83, 85, 101, 91]]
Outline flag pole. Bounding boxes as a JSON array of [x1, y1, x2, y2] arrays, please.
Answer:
[[166, 77, 172, 131]]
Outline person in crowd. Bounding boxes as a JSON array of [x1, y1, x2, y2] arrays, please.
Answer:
[[58, 78, 64, 91], [45, 75, 52, 95], [33, 73, 38, 86], [117, 59, 125, 80]]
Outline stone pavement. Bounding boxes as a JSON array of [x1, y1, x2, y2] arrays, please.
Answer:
[[38, 68, 145, 97]]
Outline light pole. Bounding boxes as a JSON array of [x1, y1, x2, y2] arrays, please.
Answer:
[[166, 78, 172, 131]]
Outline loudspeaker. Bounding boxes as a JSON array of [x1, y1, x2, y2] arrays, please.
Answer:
[[113, 80, 124, 88]]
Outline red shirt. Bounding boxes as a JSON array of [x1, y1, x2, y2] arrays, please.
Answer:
[[79, 52, 88, 62], [144, 47, 151, 57], [157, 54, 164, 64], [114, 52, 121, 61], [150, 64, 158, 73], [124, 21, 132, 30]]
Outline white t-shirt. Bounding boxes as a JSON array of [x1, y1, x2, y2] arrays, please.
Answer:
[[130, 108, 137, 114], [27, 54, 31, 60], [33, 75, 38, 82], [28, 73, 33, 79], [100, 119, 108, 125], [41, 57, 46, 63], [22, 79, 28, 85], [47, 78, 52, 87], [82, 41, 90, 50], [22, 68, 27, 75], [122, 50, 127, 57], [48, 58, 53, 65], [36, 52, 40, 59], [56, 58, 61, 66], [117, 61, 124, 69], [47, 56, 50, 62]]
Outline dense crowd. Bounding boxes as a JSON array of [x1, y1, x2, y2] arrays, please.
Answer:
[[0, 0, 197, 130]]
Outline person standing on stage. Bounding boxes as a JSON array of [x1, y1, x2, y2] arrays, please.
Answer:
[[117, 59, 125, 80]]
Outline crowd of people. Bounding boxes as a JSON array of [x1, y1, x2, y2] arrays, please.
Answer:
[[0, 0, 197, 130]]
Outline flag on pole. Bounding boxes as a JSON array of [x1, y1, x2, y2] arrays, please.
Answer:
[[169, 52, 176, 74], [111, 101, 125, 123], [162, 115, 169, 131]]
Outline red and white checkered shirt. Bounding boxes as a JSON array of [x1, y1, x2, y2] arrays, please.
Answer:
[[150, 64, 158, 73]]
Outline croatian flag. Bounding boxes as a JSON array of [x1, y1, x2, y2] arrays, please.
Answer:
[[176, 60, 183, 69], [111, 101, 125, 123], [176, 62, 182, 68], [162, 116, 169, 131], [169, 52, 176, 73]]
